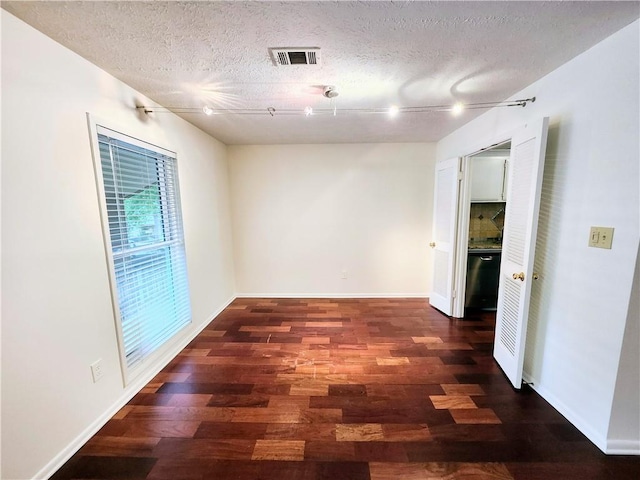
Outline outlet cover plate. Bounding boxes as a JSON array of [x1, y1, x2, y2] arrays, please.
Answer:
[[90, 359, 104, 383], [588, 226, 614, 249]]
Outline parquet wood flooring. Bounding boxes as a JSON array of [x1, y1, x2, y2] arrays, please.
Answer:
[[52, 298, 639, 479]]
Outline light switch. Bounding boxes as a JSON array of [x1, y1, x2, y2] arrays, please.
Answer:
[[588, 226, 614, 249]]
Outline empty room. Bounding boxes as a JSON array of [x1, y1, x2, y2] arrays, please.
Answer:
[[2, 1, 639, 479]]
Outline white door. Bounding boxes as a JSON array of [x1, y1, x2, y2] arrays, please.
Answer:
[[494, 117, 549, 388], [429, 157, 461, 316]]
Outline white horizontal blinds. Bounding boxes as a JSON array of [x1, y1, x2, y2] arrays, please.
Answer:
[[97, 129, 191, 370]]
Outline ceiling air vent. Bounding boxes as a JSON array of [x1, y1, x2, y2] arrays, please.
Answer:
[[269, 48, 321, 66]]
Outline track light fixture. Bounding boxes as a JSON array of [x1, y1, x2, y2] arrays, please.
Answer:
[[323, 86, 339, 98], [138, 97, 536, 117]]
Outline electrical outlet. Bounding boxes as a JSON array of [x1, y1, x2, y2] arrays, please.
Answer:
[[588, 226, 614, 249], [341, 269, 348, 279], [90, 359, 104, 383]]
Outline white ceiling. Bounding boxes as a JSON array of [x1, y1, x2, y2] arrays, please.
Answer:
[[3, 1, 639, 145]]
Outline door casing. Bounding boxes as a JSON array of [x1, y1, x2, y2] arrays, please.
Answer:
[[451, 136, 513, 318]]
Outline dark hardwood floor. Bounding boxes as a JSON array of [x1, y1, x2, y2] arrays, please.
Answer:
[[53, 298, 639, 479]]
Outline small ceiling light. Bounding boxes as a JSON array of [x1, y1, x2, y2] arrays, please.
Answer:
[[388, 105, 399, 118], [304, 106, 313, 116], [452, 102, 464, 116], [202, 106, 214, 115]]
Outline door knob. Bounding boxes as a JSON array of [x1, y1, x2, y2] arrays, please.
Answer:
[[533, 273, 540, 280], [512, 272, 525, 281], [429, 242, 436, 248]]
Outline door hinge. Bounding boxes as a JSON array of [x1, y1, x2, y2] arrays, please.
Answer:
[[457, 172, 463, 180], [452, 289, 457, 299]]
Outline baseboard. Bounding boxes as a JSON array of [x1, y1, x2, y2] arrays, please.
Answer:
[[522, 372, 609, 453], [606, 439, 640, 455], [235, 293, 429, 299], [33, 295, 236, 480]]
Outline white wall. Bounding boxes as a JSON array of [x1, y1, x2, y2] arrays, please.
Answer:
[[229, 144, 436, 296], [437, 21, 640, 452], [1, 11, 235, 479]]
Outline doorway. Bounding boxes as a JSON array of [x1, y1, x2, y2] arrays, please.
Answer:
[[462, 143, 510, 316], [455, 119, 548, 388], [431, 117, 550, 388]]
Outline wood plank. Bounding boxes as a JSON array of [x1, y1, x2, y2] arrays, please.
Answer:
[[251, 439, 305, 461]]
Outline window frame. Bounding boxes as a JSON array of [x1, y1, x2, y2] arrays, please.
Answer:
[[87, 115, 192, 385]]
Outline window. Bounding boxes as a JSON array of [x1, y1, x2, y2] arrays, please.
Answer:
[[96, 126, 191, 374]]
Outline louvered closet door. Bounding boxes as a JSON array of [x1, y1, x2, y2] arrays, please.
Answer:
[[494, 118, 549, 389], [429, 157, 461, 316]]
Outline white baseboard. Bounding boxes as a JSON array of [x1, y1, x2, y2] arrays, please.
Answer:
[[606, 439, 640, 455], [234, 293, 429, 299], [524, 375, 639, 455], [34, 295, 236, 480], [522, 372, 609, 453]]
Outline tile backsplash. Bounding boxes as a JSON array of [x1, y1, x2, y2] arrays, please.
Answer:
[[469, 202, 506, 243]]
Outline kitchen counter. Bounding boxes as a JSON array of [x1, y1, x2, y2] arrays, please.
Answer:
[[468, 236, 502, 251], [468, 247, 502, 254], [468, 244, 502, 251]]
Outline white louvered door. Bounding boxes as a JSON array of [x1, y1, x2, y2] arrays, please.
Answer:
[[494, 118, 549, 389], [429, 157, 461, 316]]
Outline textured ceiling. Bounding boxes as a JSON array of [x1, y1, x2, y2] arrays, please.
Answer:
[[3, 1, 639, 145]]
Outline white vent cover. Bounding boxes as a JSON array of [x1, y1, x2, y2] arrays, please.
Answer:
[[269, 48, 321, 66]]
